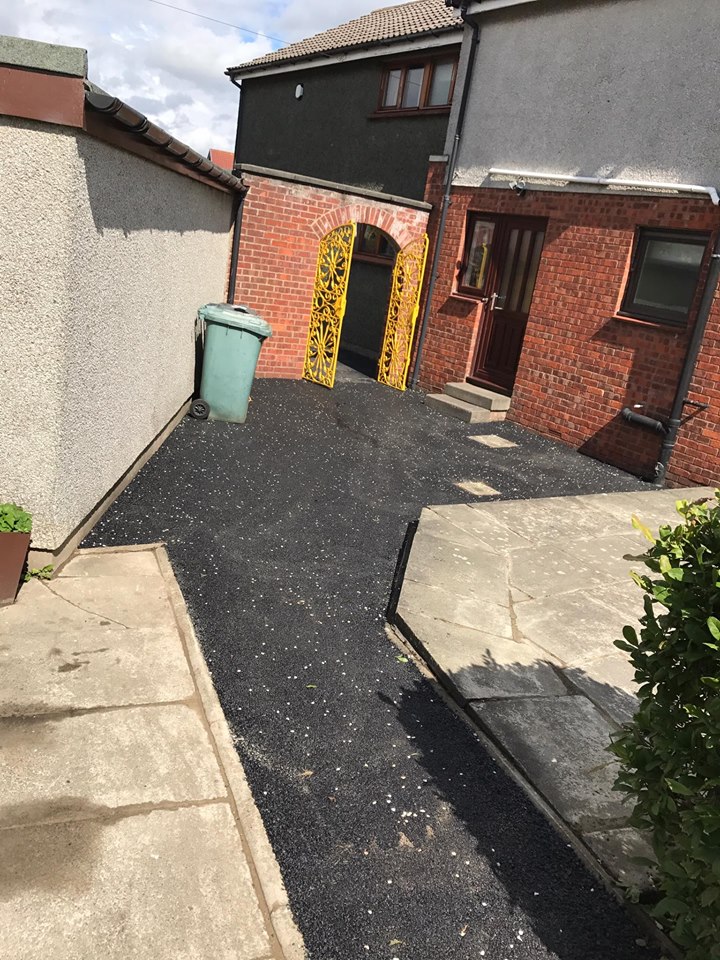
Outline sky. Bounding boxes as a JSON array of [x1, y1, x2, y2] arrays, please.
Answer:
[[0, 0, 411, 153]]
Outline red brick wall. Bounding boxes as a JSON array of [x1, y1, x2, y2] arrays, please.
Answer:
[[230, 172, 430, 379], [417, 163, 720, 485]]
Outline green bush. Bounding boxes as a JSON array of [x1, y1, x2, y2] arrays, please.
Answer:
[[610, 492, 720, 959], [0, 503, 32, 533]]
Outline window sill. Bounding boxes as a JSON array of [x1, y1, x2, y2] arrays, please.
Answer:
[[610, 313, 687, 331], [369, 106, 451, 120], [450, 291, 485, 304]]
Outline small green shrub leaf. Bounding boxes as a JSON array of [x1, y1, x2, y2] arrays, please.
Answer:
[[700, 888, 720, 907], [622, 625, 639, 646], [707, 616, 720, 641], [685, 620, 708, 645], [632, 515, 656, 543], [654, 897, 690, 918], [614, 639, 636, 654], [665, 779, 694, 796], [0, 503, 32, 533]]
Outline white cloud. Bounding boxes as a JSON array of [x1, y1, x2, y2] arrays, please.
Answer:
[[0, 0, 410, 153]]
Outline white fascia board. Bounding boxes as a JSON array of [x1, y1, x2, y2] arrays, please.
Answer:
[[230, 33, 461, 81], [466, 0, 543, 14]]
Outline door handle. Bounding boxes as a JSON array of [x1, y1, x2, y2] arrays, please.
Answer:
[[481, 292, 499, 309]]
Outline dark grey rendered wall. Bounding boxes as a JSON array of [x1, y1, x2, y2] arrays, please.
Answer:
[[236, 56, 453, 201]]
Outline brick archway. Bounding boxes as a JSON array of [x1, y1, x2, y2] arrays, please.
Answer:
[[310, 205, 421, 251], [231, 168, 430, 379]]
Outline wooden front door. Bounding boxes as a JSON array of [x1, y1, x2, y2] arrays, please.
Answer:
[[469, 215, 546, 394]]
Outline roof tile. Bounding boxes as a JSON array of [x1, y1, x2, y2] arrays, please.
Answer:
[[227, 0, 461, 75]]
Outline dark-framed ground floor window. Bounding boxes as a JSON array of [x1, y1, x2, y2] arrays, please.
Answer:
[[619, 228, 710, 325]]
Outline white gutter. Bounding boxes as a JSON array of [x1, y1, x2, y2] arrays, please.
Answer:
[[466, 0, 542, 13], [488, 167, 720, 206]]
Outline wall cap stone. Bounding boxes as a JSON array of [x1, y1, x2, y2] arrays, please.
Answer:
[[239, 162, 432, 211], [0, 35, 87, 77]]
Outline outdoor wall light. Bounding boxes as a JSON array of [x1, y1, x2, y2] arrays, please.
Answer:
[[295, 83, 304, 100]]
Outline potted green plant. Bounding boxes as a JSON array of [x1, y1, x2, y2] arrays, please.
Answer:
[[0, 503, 32, 606]]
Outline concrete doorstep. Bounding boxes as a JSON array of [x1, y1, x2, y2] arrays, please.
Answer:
[[0, 545, 305, 960], [393, 487, 715, 907]]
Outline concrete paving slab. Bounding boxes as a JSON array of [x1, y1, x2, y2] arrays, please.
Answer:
[[418, 507, 495, 551], [398, 577, 512, 638], [480, 495, 630, 543], [430, 503, 531, 552], [48, 575, 176, 629], [455, 479, 500, 497], [469, 434, 518, 448], [404, 531, 509, 604], [0, 624, 194, 717], [407, 613, 567, 703], [0, 804, 273, 960], [509, 534, 638, 599], [0, 579, 107, 633], [580, 487, 715, 529], [593, 580, 645, 625], [0, 546, 301, 960], [564, 656, 638, 726], [59, 550, 162, 578], [570, 534, 643, 580], [583, 827, 656, 892], [513, 590, 631, 666], [0, 704, 225, 825], [470, 697, 629, 829]]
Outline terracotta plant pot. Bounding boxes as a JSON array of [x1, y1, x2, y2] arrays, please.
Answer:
[[0, 531, 31, 606]]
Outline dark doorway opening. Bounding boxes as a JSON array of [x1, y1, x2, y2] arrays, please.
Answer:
[[339, 224, 399, 379]]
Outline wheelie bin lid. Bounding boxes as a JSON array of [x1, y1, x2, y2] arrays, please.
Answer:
[[198, 303, 272, 338]]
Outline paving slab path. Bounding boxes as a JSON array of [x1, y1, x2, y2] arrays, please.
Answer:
[[396, 488, 713, 896], [87, 378, 663, 960], [0, 546, 301, 960]]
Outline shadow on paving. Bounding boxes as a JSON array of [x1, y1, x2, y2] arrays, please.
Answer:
[[85, 379, 655, 960], [382, 675, 659, 960]]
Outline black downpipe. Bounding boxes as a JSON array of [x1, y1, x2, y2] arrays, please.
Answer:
[[653, 235, 720, 485], [230, 74, 244, 169], [227, 188, 248, 305], [226, 73, 246, 306], [621, 407, 667, 435], [409, 10, 480, 387]]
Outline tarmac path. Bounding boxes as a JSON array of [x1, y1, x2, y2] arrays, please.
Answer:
[[87, 376, 656, 960]]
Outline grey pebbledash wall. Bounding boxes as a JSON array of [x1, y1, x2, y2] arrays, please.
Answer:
[[0, 117, 233, 549], [237, 57, 453, 201], [453, 0, 720, 190]]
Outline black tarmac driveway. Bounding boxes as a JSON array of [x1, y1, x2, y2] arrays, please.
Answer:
[[87, 376, 657, 960]]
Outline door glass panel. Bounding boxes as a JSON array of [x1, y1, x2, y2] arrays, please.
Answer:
[[401, 67, 424, 108], [520, 231, 545, 314], [384, 69, 401, 107], [496, 229, 519, 308], [462, 219, 495, 292], [427, 61, 454, 106], [508, 229, 533, 312]]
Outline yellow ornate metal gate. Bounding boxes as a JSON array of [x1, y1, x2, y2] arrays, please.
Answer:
[[377, 234, 429, 391], [303, 222, 356, 388]]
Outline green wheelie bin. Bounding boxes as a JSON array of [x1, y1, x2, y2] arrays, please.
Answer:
[[195, 304, 272, 423]]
